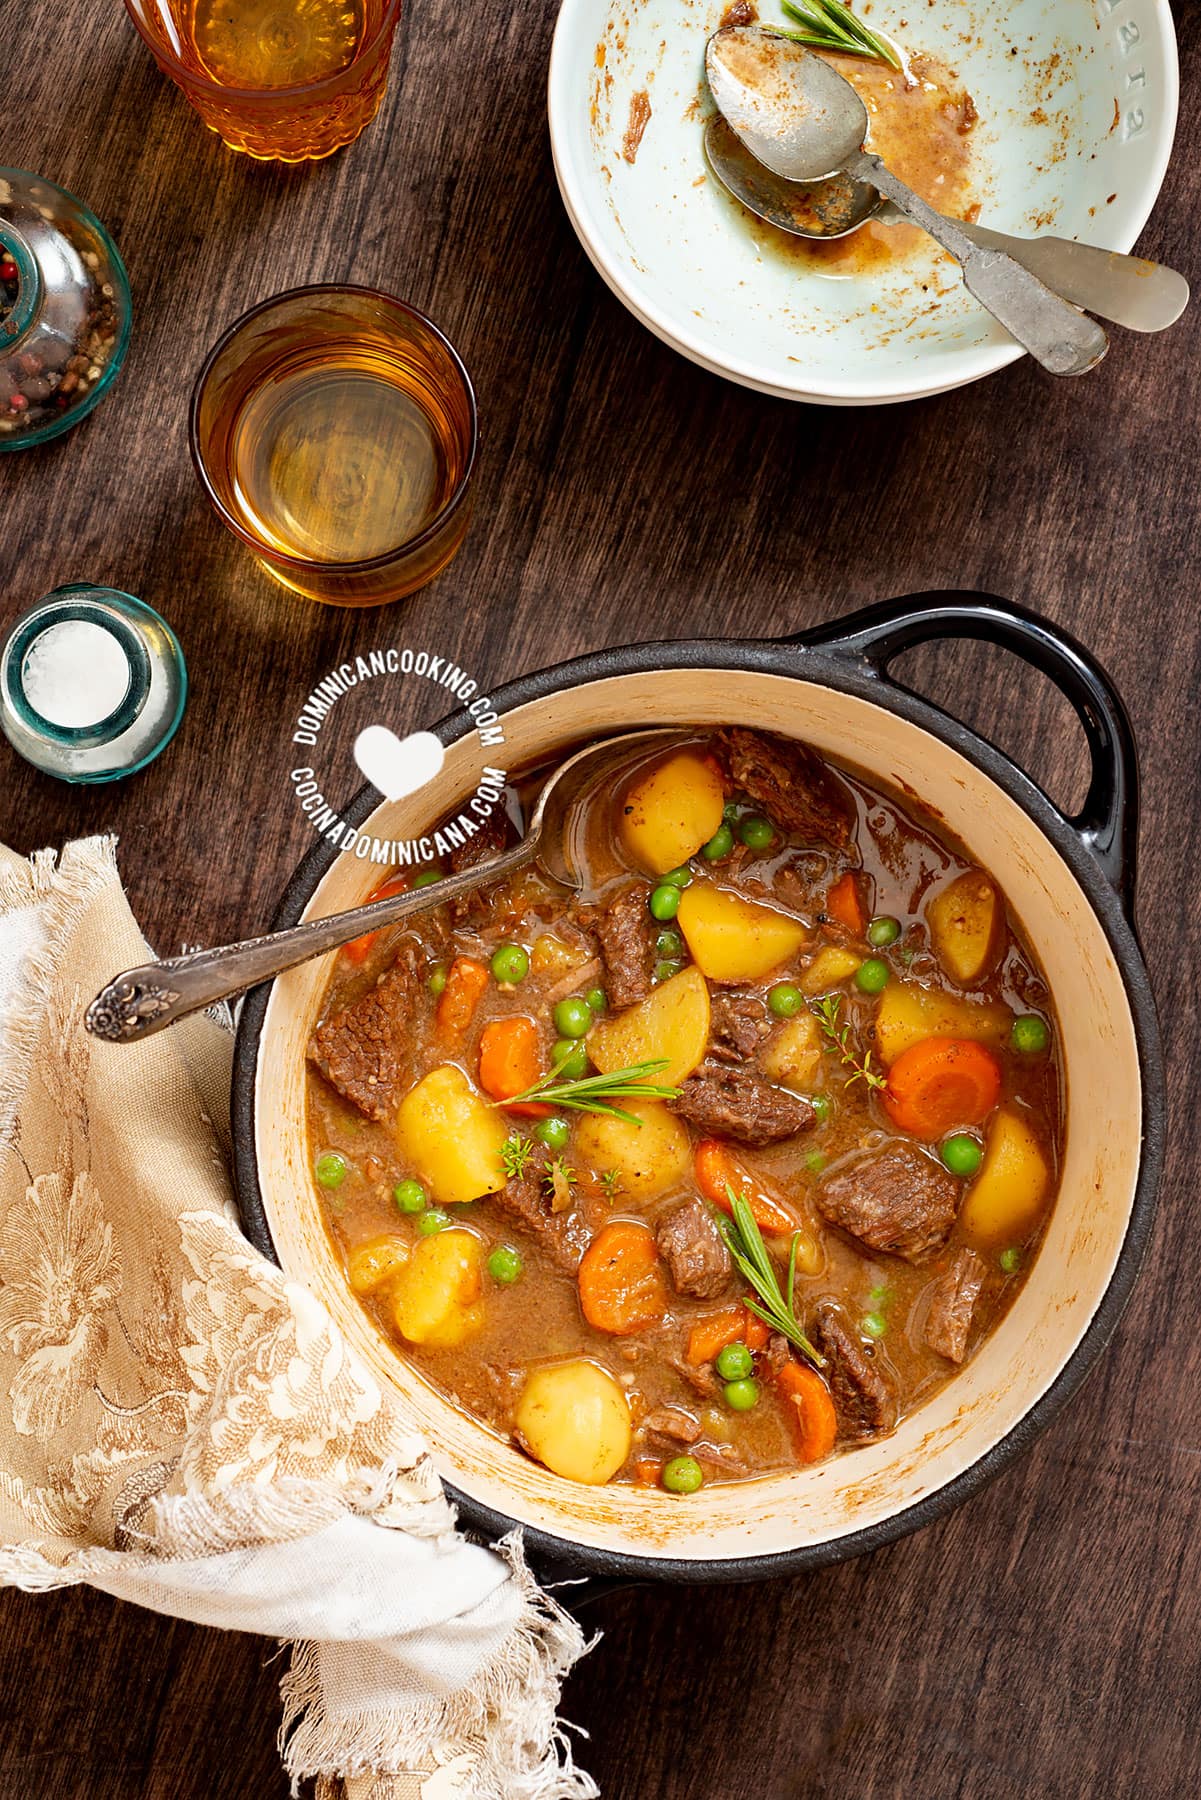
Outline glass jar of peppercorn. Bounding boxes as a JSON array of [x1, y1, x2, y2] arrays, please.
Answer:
[[0, 169, 132, 451]]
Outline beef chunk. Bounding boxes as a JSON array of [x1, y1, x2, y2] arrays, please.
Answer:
[[813, 1302, 895, 1442], [816, 1141, 959, 1264], [639, 1405, 702, 1448], [671, 1062, 815, 1145], [308, 943, 421, 1121], [709, 991, 772, 1063], [446, 807, 511, 924], [714, 727, 851, 847], [656, 1197, 733, 1299], [593, 882, 657, 1010], [923, 1249, 988, 1363], [491, 1160, 596, 1273]]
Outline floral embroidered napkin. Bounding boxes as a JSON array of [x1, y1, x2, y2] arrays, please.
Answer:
[[0, 837, 595, 1800]]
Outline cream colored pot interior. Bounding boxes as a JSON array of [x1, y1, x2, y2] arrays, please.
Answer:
[[254, 670, 1142, 1563]]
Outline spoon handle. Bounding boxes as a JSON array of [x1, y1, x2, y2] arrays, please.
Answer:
[[850, 151, 1109, 376], [84, 842, 535, 1044]]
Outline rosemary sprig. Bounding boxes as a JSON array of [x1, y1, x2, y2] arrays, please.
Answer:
[[499, 1134, 537, 1181], [776, 0, 901, 69], [718, 1189, 825, 1369], [811, 993, 887, 1092], [498, 1058, 680, 1124]]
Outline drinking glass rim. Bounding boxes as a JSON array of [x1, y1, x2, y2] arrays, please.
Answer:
[[188, 284, 479, 574], [123, 0, 404, 101]]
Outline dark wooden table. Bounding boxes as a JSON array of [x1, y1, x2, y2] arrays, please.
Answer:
[[4, 2, 1199, 1794]]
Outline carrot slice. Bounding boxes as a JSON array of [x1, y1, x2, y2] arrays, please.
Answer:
[[694, 1139, 797, 1236], [883, 1035, 1002, 1140], [685, 1304, 771, 1365], [776, 1359, 838, 1465], [477, 1017, 553, 1118], [342, 871, 409, 963], [436, 956, 490, 1036], [634, 1458, 662, 1487], [578, 1221, 667, 1335], [825, 871, 865, 936]]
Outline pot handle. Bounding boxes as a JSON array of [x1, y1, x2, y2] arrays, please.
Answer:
[[789, 590, 1140, 912]]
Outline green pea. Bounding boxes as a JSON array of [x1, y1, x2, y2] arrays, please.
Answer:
[[715, 1342, 754, 1381], [490, 943, 530, 984], [723, 800, 741, 823], [810, 1095, 832, 1125], [585, 987, 607, 1013], [867, 915, 901, 948], [724, 1377, 760, 1412], [941, 1133, 983, 1177], [552, 1038, 588, 1079], [767, 981, 804, 1019], [553, 996, 592, 1038], [487, 1245, 523, 1285], [1012, 1014, 1050, 1054], [662, 1455, 704, 1494], [868, 1284, 891, 1304], [702, 823, 734, 861], [804, 1150, 827, 1175], [315, 1151, 348, 1190], [427, 962, 447, 997], [739, 815, 775, 850], [662, 865, 694, 888], [855, 958, 890, 994], [534, 1116, 570, 1152], [861, 1312, 887, 1340], [393, 1178, 427, 1215], [649, 883, 681, 922], [417, 1208, 451, 1236], [999, 1246, 1023, 1275], [655, 927, 684, 957], [654, 959, 682, 982], [413, 868, 442, 889]]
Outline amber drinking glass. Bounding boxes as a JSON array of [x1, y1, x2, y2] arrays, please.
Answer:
[[190, 287, 478, 608], [124, 0, 403, 161]]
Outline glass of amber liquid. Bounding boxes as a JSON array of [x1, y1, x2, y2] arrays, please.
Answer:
[[190, 287, 478, 607], [124, 0, 402, 161]]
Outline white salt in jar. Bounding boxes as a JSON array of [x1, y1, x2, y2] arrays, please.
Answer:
[[0, 585, 186, 782]]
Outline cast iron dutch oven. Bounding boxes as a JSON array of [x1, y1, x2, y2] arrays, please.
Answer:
[[233, 591, 1163, 1581]]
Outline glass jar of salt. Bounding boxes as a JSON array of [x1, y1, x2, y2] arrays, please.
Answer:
[[0, 586, 186, 783]]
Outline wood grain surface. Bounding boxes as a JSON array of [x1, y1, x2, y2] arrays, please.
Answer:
[[3, 1, 1199, 1794]]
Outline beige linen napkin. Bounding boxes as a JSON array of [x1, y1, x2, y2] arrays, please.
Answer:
[[0, 837, 596, 1800]]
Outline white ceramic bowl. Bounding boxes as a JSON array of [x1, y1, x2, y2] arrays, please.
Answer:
[[234, 594, 1163, 1579], [548, 0, 1178, 403]]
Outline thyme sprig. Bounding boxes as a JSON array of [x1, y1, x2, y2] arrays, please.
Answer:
[[499, 1057, 680, 1124], [775, 0, 901, 68], [718, 1189, 825, 1370], [499, 1134, 538, 1181], [811, 993, 888, 1092]]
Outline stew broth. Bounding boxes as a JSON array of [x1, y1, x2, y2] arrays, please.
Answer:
[[305, 728, 1062, 1492]]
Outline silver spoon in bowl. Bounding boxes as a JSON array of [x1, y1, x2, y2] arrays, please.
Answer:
[[705, 25, 1110, 375], [84, 727, 685, 1044], [703, 114, 1190, 334]]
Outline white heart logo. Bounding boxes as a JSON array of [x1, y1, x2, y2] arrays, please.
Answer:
[[353, 726, 445, 802]]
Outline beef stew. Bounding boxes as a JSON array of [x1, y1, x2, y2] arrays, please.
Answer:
[[305, 728, 1061, 1494]]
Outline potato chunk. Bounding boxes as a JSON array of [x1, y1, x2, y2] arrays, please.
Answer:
[[959, 1108, 1051, 1247], [759, 1012, 822, 1090], [588, 965, 710, 1086], [799, 946, 862, 996], [874, 983, 1011, 1067], [392, 1229, 485, 1348], [677, 883, 809, 983], [347, 1235, 411, 1296], [927, 871, 1002, 985], [574, 1099, 692, 1202], [620, 751, 726, 877], [395, 1065, 509, 1207], [515, 1361, 632, 1484]]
